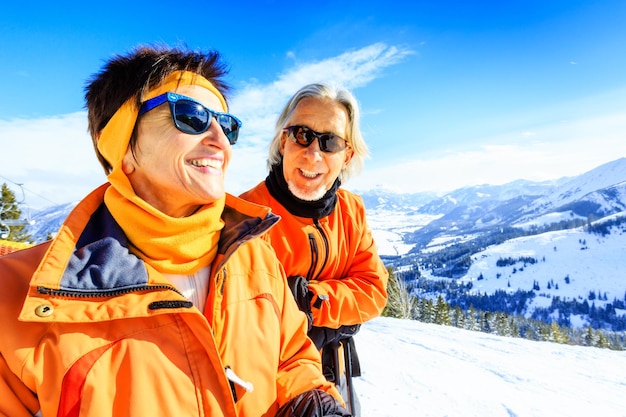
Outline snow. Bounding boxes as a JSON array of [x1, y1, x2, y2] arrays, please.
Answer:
[[368, 209, 439, 256], [513, 211, 585, 229], [369, 202, 626, 328], [457, 225, 626, 321], [522, 158, 626, 215], [354, 316, 626, 417], [423, 233, 481, 253]]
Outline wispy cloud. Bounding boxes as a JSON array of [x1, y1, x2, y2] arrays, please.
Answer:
[[230, 42, 413, 133], [226, 43, 414, 194], [0, 43, 413, 208], [3, 42, 623, 208], [347, 111, 626, 194]]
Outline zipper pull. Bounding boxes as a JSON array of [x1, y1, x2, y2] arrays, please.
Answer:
[[225, 366, 254, 392]]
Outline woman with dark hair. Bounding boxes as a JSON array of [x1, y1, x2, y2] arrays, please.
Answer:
[[0, 46, 349, 417]]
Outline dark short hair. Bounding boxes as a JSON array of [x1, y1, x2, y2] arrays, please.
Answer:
[[84, 44, 231, 174]]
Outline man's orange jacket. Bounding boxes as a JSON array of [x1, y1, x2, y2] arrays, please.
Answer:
[[240, 182, 388, 330]]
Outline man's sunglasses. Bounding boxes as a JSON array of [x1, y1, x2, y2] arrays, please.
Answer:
[[283, 125, 348, 153], [138, 92, 242, 144]]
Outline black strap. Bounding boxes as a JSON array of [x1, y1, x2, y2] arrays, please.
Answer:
[[321, 341, 341, 383], [344, 336, 361, 377], [342, 338, 356, 415]]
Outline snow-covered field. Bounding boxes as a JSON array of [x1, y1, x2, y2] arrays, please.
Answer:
[[459, 225, 626, 313], [354, 316, 626, 417], [369, 204, 626, 326], [368, 209, 438, 256]]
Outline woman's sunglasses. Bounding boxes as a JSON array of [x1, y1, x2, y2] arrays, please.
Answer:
[[138, 92, 242, 144], [283, 125, 348, 153]]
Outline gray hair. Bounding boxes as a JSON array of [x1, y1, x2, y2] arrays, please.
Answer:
[[267, 83, 368, 183]]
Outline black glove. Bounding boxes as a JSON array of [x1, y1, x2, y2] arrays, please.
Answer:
[[276, 389, 352, 417], [308, 324, 361, 350], [287, 275, 314, 330]]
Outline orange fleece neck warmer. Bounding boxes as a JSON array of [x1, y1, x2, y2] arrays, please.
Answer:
[[100, 71, 227, 274]]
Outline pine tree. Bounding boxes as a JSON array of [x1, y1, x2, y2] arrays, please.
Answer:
[[597, 331, 610, 349], [418, 298, 435, 323], [495, 313, 511, 336], [0, 183, 32, 242], [467, 305, 480, 331], [434, 295, 451, 326], [481, 312, 493, 333], [538, 323, 551, 341], [509, 318, 520, 338], [452, 305, 465, 328], [549, 322, 569, 344], [382, 267, 416, 319]]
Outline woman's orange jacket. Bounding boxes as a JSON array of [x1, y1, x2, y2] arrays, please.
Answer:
[[240, 182, 388, 329], [0, 184, 339, 417]]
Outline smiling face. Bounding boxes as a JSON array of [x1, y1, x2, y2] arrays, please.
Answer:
[[280, 97, 354, 201], [122, 85, 232, 217]]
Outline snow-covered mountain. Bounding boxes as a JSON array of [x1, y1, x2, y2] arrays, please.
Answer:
[[362, 158, 626, 331], [26, 201, 78, 242], [363, 157, 626, 258], [520, 157, 626, 217]]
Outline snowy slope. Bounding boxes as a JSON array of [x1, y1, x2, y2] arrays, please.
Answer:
[[354, 316, 626, 417], [368, 208, 440, 257], [454, 221, 626, 311], [518, 157, 626, 219]]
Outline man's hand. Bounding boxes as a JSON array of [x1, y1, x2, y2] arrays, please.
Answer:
[[287, 275, 314, 330]]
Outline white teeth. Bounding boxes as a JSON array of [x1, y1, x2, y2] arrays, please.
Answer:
[[190, 159, 222, 168], [300, 169, 318, 178]]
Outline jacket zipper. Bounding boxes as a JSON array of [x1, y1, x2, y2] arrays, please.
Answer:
[[306, 234, 318, 280], [307, 219, 330, 281], [37, 284, 182, 299]]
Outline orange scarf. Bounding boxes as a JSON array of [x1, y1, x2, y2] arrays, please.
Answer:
[[99, 71, 227, 274], [104, 169, 224, 274]]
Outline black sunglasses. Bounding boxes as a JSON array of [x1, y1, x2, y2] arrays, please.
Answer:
[[283, 125, 348, 153], [138, 92, 242, 144]]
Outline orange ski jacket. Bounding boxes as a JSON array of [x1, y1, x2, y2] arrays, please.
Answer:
[[0, 184, 340, 417], [240, 182, 388, 330]]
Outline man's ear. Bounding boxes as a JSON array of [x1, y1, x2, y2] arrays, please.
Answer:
[[343, 147, 354, 169], [279, 133, 287, 156]]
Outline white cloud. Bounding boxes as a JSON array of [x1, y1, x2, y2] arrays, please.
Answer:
[[347, 111, 626, 194], [2, 43, 623, 208], [225, 42, 415, 195], [0, 112, 106, 208], [0, 43, 413, 208]]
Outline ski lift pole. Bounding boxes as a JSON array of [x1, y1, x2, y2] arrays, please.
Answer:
[[0, 224, 9, 239], [0, 182, 35, 239], [0, 219, 34, 226]]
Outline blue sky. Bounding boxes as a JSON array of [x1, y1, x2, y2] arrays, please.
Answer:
[[1, 0, 625, 209]]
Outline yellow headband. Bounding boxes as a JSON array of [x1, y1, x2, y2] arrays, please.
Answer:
[[97, 70, 227, 170]]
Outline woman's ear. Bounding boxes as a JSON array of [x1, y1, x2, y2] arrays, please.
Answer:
[[121, 148, 136, 175]]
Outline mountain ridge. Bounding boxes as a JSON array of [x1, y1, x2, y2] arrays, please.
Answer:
[[360, 157, 626, 331]]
